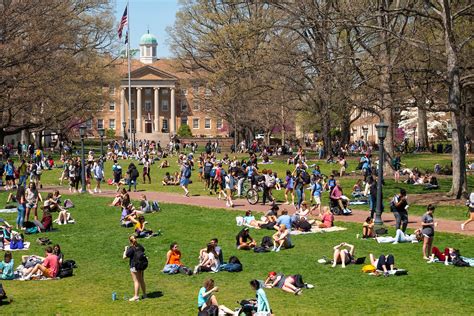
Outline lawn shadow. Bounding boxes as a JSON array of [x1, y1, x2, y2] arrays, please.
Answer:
[[146, 291, 164, 299]]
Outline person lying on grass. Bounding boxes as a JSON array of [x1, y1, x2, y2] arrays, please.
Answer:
[[376, 228, 423, 244], [369, 253, 397, 277], [242, 210, 263, 229], [194, 243, 220, 274], [332, 242, 356, 268], [22, 246, 59, 280], [197, 279, 240, 315], [272, 224, 290, 252], [235, 227, 256, 250], [264, 271, 314, 295], [428, 247, 456, 265]]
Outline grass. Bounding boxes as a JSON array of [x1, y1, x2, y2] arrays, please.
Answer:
[[0, 193, 473, 315], [24, 151, 472, 221]]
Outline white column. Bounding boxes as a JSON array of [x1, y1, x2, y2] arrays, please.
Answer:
[[170, 87, 176, 134], [136, 87, 142, 133], [120, 88, 126, 138], [154, 87, 160, 132]]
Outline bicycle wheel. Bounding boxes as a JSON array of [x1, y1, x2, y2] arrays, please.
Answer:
[[241, 180, 250, 196], [246, 188, 259, 205]]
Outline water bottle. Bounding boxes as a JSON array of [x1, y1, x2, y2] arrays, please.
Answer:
[[112, 292, 117, 301]]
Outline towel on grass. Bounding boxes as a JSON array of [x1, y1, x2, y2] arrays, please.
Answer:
[[3, 242, 31, 251], [290, 226, 347, 235], [0, 208, 17, 214]]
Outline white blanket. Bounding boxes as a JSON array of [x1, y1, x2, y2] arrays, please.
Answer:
[[0, 208, 17, 213], [290, 226, 347, 235], [3, 242, 31, 251]]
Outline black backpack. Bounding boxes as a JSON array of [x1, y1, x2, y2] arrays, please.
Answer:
[[228, 256, 241, 265], [133, 245, 148, 271], [131, 168, 139, 179], [301, 171, 310, 184], [261, 236, 273, 248]]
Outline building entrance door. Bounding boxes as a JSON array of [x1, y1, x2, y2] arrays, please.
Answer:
[[145, 121, 152, 133]]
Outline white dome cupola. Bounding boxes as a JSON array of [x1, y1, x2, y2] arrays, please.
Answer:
[[139, 29, 158, 64]]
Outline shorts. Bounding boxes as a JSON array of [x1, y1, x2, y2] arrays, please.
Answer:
[[5, 175, 14, 181], [26, 202, 36, 209], [130, 267, 137, 273], [43, 268, 53, 278], [313, 196, 321, 205], [180, 178, 189, 186], [204, 173, 211, 180]]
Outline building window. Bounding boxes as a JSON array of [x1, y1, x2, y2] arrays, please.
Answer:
[[192, 118, 199, 129], [131, 101, 135, 110], [109, 119, 116, 130], [131, 119, 135, 130], [145, 100, 152, 112], [179, 89, 188, 96], [109, 85, 115, 95], [193, 99, 200, 111], [161, 89, 169, 96], [162, 119, 168, 131], [145, 88, 152, 96], [86, 119, 92, 130], [97, 119, 104, 129], [180, 99, 188, 112], [161, 99, 169, 111], [181, 117, 188, 125], [205, 118, 211, 129], [193, 85, 199, 95], [205, 88, 212, 97], [216, 119, 223, 129], [109, 102, 115, 111]]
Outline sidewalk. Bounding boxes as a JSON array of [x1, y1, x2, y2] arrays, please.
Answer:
[[44, 186, 473, 236]]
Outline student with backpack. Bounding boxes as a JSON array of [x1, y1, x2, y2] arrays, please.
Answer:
[[127, 163, 139, 192], [180, 160, 191, 197], [391, 189, 409, 233], [123, 235, 147, 301]]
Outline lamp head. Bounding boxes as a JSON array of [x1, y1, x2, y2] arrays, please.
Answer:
[[98, 128, 105, 137], [375, 122, 389, 140], [79, 126, 86, 138]]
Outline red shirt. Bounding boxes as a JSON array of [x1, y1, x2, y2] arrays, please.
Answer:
[[43, 254, 60, 277]]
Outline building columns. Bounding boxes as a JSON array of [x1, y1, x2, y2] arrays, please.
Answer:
[[154, 87, 160, 132], [120, 88, 126, 138], [136, 87, 142, 132], [170, 87, 176, 134]]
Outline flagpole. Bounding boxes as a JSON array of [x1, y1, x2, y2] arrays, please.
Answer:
[[127, 0, 132, 152]]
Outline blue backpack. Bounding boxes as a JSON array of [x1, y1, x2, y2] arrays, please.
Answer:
[[210, 168, 216, 178], [184, 166, 191, 178]]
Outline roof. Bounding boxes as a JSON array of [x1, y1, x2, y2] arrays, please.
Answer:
[[139, 32, 157, 45], [114, 58, 199, 81]]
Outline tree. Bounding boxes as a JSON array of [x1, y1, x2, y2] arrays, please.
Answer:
[[0, 0, 117, 143], [177, 123, 193, 137]]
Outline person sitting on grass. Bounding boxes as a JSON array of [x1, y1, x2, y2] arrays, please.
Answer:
[[160, 159, 169, 168], [139, 194, 152, 213], [199, 238, 224, 264], [194, 243, 220, 274], [242, 210, 263, 229], [236, 227, 256, 250], [22, 246, 59, 280], [126, 215, 160, 239], [369, 253, 396, 277], [249, 279, 271, 315], [197, 279, 240, 315], [362, 217, 375, 239], [162, 172, 175, 186], [332, 242, 355, 268], [264, 272, 313, 295], [316, 207, 334, 228], [55, 204, 74, 225], [0, 251, 14, 280], [163, 242, 193, 275], [272, 224, 290, 252], [352, 179, 364, 198]]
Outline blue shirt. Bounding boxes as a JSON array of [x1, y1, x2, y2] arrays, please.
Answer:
[[197, 287, 210, 308], [277, 215, 292, 231], [0, 259, 14, 280], [256, 288, 271, 312], [312, 183, 322, 197]]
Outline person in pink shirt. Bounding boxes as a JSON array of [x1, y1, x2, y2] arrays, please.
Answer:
[[330, 181, 350, 213], [317, 207, 334, 228], [23, 246, 59, 280]]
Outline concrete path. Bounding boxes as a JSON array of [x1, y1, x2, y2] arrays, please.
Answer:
[[44, 185, 473, 236]]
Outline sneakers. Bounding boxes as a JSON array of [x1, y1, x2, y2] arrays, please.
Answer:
[[128, 296, 139, 302], [305, 283, 314, 289], [193, 265, 200, 274], [294, 288, 303, 295], [461, 223, 465, 230]]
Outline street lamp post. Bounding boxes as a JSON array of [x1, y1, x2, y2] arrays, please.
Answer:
[[413, 126, 417, 151], [363, 127, 369, 142], [79, 126, 87, 193], [132, 128, 136, 151], [375, 122, 389, 226], [98, 128, 105, 156]]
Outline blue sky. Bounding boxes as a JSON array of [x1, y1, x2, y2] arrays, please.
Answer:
[[114, 0, 179, 58]]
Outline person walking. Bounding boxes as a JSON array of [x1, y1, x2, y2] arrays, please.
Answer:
[[123, 235, 147, 301], [180, 160, 191, 197], [142, 156, 151, 184], [461, 192, 474, 230], [391, 188, 409, 232]]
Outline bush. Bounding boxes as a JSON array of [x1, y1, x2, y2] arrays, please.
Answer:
[[106, 128, 116, 139], [177, 124, 192, 137]]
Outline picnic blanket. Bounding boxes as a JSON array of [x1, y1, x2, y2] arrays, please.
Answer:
[[3, 242, 31, 251], [0, 208, 17, 214], [290, 226, 347, 235]]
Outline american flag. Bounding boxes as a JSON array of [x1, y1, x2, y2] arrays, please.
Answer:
[[117, 5, 128, 40]]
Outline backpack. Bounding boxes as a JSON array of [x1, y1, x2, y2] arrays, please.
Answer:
[[198, 305, 219, 316], [133, 246, 148, 271], [297, 220, 312, 232], [210, 168, 216, 178], [64, 199, 74, 209], [253, 246, 270, 253], [204, 163, 213, 175], [151, 201, 160, 211], [301, 171, 310, 185], [131, 168, 139, 179], [59, 267, 73, 278], [184, 166, 191, 179], [228, 256, 241, 265], [261, 236, 273, 248]]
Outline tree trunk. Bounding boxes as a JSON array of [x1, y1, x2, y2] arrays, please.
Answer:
[[0, 129, 5, 145], [340, 113, 351, 146], [417, 107, 429, 149], [321, 103, 331, 158]]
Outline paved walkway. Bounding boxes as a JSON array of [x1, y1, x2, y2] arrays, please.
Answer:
[[44, 186, 473, 236]]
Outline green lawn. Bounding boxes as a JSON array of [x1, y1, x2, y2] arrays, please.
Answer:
[[27, 151, 472, 221], [0, 193, 473, 315]]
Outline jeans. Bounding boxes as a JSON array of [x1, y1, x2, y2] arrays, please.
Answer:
[[296, 187, 304, 208], [17, 204, 25, 227], [128, 179, 137, 191], [18, 175, 27, 187], [393, 210, 408, 232], [237, 177, 245, 196]]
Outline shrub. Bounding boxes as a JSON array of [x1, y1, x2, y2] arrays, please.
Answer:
[[177, 124, 192, 137]]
